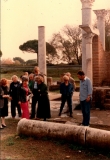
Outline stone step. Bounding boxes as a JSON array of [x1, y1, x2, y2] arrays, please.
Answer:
[[104, 104, 110, 110]]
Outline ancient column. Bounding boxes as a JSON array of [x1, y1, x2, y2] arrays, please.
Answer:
[[83, 33, 94, 83], [38, 26, 47, 83], [93, 9, 107, 51], [80, 0, 95, 75]]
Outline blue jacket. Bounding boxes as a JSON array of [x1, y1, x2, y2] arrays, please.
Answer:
[[60, 82, 74, 96]]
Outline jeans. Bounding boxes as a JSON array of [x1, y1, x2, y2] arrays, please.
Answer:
[[80, 100, 91, 126], [59, 95, 72, 115]]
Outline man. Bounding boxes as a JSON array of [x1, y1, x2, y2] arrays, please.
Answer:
[[77, 70, 92, 126]]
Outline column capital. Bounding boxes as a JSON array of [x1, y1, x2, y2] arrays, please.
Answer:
[[83, 33, 95, 43], [93, 9, 107, 20], [80, 0, 95, 8]]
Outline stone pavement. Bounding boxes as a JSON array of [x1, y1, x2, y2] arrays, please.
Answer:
[[6, 92, 110, 129]]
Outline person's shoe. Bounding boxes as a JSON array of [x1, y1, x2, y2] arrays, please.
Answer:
[[0, 126, 4, 129], [58, 113, 61, 116], [2, 124, 6, 127]]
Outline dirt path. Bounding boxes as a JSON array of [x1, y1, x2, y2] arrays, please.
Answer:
[[1, 118, 110, 160]]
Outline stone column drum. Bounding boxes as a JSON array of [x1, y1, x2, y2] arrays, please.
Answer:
[[83, 33, 94, 83], [38, 26, 47, 84], [80, 0, 95, 74], [86, 127, 110, 150], [93, 9, 107, 51], [17, 118, 86, 145]]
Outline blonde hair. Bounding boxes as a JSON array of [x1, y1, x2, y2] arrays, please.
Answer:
[[11, 75, 18, 81], [63, 75, 69, 81]]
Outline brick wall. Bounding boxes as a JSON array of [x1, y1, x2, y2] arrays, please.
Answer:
[[92, 35, 110, 87]]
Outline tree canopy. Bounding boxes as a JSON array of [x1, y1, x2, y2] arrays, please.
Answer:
[[19, 40, 56, 56], [50, 25, 82, 64], [13, 57, 25, 64]]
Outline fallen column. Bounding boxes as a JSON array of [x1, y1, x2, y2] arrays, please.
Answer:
[[86, 127, 110, 150], [17, 118, 86, 146], [17, 119, 110, 150]]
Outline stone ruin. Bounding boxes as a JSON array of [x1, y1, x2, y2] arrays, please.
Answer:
[[79, 0, 110, 110], [37, 0, 110, 110]]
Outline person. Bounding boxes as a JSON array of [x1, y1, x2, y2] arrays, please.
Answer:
[[60, 73, 66, 83], [24, 72, 29, 77], [58, 75, 74, 117], [63, 72, 76, 114], [77, 70, 93, 126], [18, 76, 31, 119], [30, 76, 39, 119], [36, 75, 51, 121], [28, 73, 34, 92], [66, 72, 76, 90], [9, 75, 21, 118], [0, 78, 9, 128], [33, 66, 40, 77]]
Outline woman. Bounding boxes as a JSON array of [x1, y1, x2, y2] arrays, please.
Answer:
[[0, 83, 5, 129], [9, 75, 21, 118], [18, 76, 31, 119], [0, 78, 9, 128], [58, 75, 74, 117], [36, 75, 51, 121]]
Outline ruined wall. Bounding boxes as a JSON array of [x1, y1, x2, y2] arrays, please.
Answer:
[[92, 35, 107, 87]]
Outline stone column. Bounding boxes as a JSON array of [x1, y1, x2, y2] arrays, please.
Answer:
[[38, 26, 47, 84], [83, 33, 94, 83], [80, 0, 95, 74], [93, 9, 107, 51]]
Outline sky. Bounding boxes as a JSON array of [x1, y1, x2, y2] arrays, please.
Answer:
[[1, 0, 110, 61]]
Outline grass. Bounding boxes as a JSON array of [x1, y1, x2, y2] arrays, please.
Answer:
[[1, 65, 80, 81]]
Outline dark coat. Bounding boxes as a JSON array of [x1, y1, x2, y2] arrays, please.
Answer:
[[0, 86, 4, 109], [60, 82, 74, 96], [18, 84, 31, 103], [9, 81, 20, 101], [1, 85, 9, 117], [37, 82, 51, 119]]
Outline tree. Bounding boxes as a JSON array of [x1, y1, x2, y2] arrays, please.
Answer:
[[25, 59, 37, 65], [1, 58, 14, 64], [13, 57, 25, 64], [50, 25, 82, 64], [105, 10, 110, 52], [19, 40, 57, 62]]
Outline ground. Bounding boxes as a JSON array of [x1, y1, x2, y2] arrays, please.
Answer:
[[1, 118, 110, 160], [1, 92, 110, 160]]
